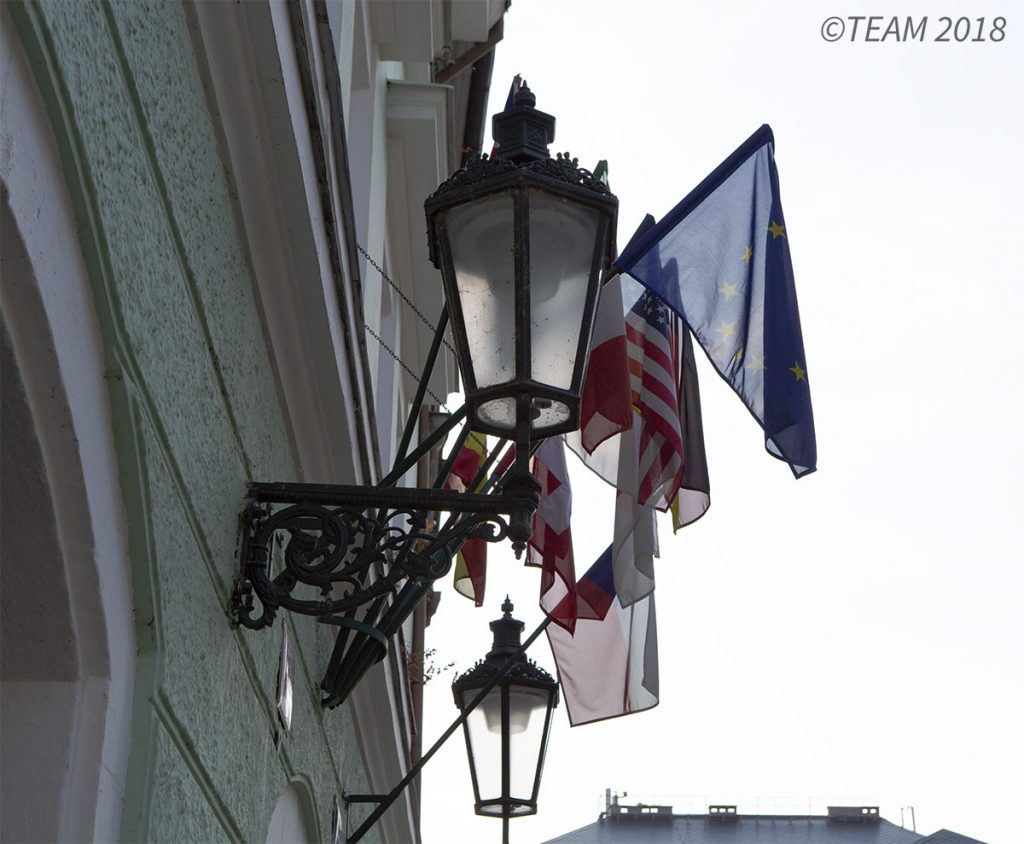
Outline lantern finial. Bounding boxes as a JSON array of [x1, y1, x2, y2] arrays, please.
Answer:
[[492, 84, 555, 163]]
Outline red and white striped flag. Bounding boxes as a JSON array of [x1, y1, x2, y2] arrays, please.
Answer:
[[526, 438, 577, 633], [624, 287, 685, 511], [568, 274, 686, 514]]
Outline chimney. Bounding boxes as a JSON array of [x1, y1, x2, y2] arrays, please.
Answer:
[[603, 793, 672, 823], [708, 805, 739, 822], [827, 806, 881, 824]]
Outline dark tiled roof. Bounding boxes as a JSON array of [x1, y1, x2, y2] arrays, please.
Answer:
[[917, 831, 988, 844], [543, 815, 930, 844]]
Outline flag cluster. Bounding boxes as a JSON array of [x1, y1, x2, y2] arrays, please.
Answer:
[[553, 267, 705, 724], [443, 114, 816, 727]]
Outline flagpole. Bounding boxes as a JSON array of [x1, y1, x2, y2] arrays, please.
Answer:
[[347, 615, 554, 842]]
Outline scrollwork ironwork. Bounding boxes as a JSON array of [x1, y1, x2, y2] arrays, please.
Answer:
[[231, 487, 522, 631], [454, 654, 555, 686], [229, 480, 538, 708], [525, 151, 611, 194], [429, 151, 610, 198], [428, 153, 518, 196]]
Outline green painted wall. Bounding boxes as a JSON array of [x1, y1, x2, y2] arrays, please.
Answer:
[[8, 1, 380, 840]]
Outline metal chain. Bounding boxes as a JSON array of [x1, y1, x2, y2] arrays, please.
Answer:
[[358, 244, 457, 355], [363, 323, 447, 408], [364, 322, 488, 457], [359, 245, 489, 457]]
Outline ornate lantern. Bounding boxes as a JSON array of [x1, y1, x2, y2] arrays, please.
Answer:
[[425, 85, 618, 445], [452, 599, 559, 824]]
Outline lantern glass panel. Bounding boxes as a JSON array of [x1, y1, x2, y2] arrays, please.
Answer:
[[480, 685, 545, 734], [447, 192, 516, 392], [475, 396, 518, 433], [527, 191, 602, 405], [463, 687, 502, 807], [508, 686, 552, 808]]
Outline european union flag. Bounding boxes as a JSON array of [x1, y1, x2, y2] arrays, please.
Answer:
[[616, 125, 816, 477]]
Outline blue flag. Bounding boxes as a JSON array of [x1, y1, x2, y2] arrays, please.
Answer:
[[616, 125, 816, 477]]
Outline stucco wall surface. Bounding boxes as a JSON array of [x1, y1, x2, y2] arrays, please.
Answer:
[[7, 1, 380, 840]]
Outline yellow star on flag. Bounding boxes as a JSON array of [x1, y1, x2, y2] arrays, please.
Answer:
[[731, 345, 745, 366], [741, 245, 753, 262], [720, 281, 740, 300], [768, 220, 786, 239], [746, 354, 767, 372], [789, 361, 806, 381], [716, 320, 736, 341]]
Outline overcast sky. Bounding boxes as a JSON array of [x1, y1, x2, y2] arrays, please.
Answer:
[[417, 2, 1023, 842]]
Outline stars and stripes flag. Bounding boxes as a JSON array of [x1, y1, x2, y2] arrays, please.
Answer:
[[626, 215, 711, 527], [616, 125, 817, 477], [568, 261, 711, 596], [625, 282, 685, 512], [570, 216, 710, 520]]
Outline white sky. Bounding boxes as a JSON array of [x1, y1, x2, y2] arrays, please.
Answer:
[[418, 2, 1023, 843]]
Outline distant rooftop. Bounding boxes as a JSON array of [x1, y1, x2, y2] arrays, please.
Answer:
[[542, 800, 989, 844]]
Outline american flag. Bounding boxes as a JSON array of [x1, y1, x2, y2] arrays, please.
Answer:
[[624, 290, 684, 510]]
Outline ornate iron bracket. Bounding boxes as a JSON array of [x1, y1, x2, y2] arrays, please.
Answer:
[[232, 482, 537, 632], [230, 472, 538, 707]]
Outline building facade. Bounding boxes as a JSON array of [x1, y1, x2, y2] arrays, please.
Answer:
[[1, 1, 505, 841]]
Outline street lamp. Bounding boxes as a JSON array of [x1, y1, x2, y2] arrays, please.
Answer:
[[426, 84, 618, 446], [231, 85, 615, 712], [452, 598, 559, 835], [425, 83, 617, 555], [345, 599, 558, 842]]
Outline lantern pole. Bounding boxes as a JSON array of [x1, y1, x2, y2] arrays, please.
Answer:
[[345, 615, 554, 843]]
